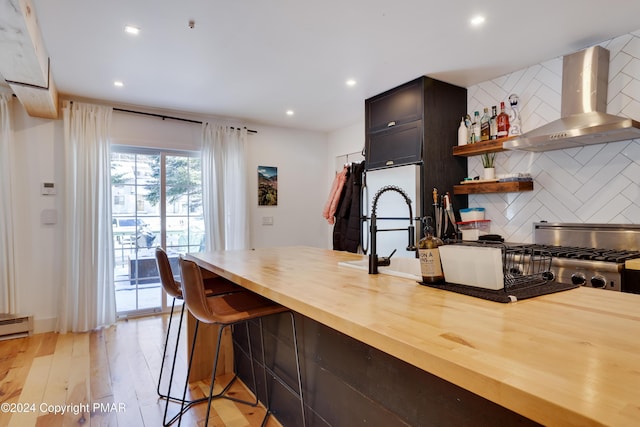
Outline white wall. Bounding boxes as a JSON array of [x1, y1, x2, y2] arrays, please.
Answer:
[[246, 125, 328, 249], [11, 103, 63, 333], [111, 110, 203, 151], [8, 104, 328, 332], [467, 29, 640, 243]]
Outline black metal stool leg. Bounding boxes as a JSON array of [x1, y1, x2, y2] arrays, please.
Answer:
[[171, 319, 211, 426], [160, 300, 192, 403], [203, 323, 227, 426], [163, 302, 186, 403], [157, 297, 177, 398], [203, 321, 264, 426], [175, 315, 196, 427], [172, 321, 264, 426], [162, 309, 209, 426], [215, 322, 259, 404]]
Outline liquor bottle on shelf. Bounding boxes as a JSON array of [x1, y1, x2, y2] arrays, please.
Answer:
[[457, 117, 467, 146], [508, 94, 522, 136], [480, 107, 490, 141], [489, 105, 498, 140], [472, 111, 481, 143], [497, 101, 510, 138]]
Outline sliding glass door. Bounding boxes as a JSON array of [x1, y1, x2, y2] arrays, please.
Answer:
[[111, 148, 203, 316]]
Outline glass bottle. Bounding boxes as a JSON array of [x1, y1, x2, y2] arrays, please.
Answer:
[[464, 114, 473, 144], [472, 111, 481, 143], [489, 105, 498, 140], [480, 107, 490, 141], [508, 94, 522, 136], [497, 101, 510, 138], [457, 117, 467, 146], [418, 219, 444, 284]]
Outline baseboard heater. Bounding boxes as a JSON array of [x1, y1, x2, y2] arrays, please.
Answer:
[[0, 314, 34, 340]]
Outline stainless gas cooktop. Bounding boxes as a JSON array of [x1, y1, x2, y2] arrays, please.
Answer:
[[521, 222, 640, 291]]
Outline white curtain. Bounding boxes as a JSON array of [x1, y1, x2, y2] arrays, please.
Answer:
[[201, 124, 249, 251], [0, 93, 17, 314], [59, 101, 115, 333]]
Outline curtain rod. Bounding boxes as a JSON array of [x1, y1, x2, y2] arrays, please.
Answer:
[[113, 107, 257, 133]]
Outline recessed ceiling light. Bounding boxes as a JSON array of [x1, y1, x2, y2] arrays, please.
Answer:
[[286, 110, 294, 116], [346, 79, 357, 87], [114, 81, 124, 87], [124, 25, 140, 35], [470, 15, 485, 26]]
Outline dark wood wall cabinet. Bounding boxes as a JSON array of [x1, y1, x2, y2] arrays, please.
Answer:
[[365, 76, 468, 217]]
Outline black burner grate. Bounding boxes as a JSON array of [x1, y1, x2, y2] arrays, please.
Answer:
[[510, 245, 640, 264]]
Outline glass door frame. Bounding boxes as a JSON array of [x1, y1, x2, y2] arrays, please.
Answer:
[[111, 146, 200, 318]]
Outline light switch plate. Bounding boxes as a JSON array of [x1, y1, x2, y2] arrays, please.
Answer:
[[262, 216, 274, 226], [41, 182, 56, 195]]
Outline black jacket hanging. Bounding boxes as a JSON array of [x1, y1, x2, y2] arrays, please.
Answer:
[[333, 162, 364, 253]]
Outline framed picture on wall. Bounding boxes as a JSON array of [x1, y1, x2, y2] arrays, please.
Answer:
[[258, 166, 278, 206]]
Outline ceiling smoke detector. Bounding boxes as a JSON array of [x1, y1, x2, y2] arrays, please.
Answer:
[[188, 20, 195, 29]]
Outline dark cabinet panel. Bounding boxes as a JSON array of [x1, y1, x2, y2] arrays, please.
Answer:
[[366, 79, 423, 133], [365, 121, 423, 170], [364, 76, 469, 224], [421, 77, 468, 221], [233, 314, 540, 427]]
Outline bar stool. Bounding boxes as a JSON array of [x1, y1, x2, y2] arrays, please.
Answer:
[[155, 247, 242, 425], [176, 257, 306, 427]]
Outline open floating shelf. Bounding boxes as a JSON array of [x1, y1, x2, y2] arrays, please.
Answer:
[[453, 180, 533, 195], [452, 136, 516, 157], [453, 136, 533, 194]]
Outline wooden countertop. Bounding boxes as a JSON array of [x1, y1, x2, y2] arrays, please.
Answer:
[[186, 246, 640, 426]]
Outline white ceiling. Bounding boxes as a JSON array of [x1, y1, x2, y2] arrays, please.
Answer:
[[27, 0, 640, 132]]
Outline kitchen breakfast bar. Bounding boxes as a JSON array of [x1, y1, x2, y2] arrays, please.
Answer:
[[186, 246, 640, 426]]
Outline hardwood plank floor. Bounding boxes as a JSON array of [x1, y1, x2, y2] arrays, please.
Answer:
[[0, 315, 282, 427]]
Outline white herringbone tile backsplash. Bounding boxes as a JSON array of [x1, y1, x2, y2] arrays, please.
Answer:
[[467, 29, 640, 243]]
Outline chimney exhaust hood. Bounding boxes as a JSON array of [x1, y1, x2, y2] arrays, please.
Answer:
[[503, 46, 640, 152]]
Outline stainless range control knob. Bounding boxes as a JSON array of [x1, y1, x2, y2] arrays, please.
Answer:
[[591, 275, 607, 289], [542, 270, 555, 281], [571, 273, 586, 285]]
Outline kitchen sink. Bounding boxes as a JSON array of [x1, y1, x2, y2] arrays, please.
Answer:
[[338, 257, 421, 281]]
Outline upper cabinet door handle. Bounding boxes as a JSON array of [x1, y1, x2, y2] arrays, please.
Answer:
[[387, 121, 396, 127]]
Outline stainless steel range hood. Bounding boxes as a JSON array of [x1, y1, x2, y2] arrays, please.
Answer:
[[503, 46, 640, 152]]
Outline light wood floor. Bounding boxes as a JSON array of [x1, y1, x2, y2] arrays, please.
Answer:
[[0, 315, 281, 426]]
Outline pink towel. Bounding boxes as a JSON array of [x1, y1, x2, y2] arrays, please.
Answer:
[[323, 167, 348, 224]]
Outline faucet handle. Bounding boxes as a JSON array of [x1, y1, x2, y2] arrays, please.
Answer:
[[407, 224, 416, 251], [377, 249, 396, 267]]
